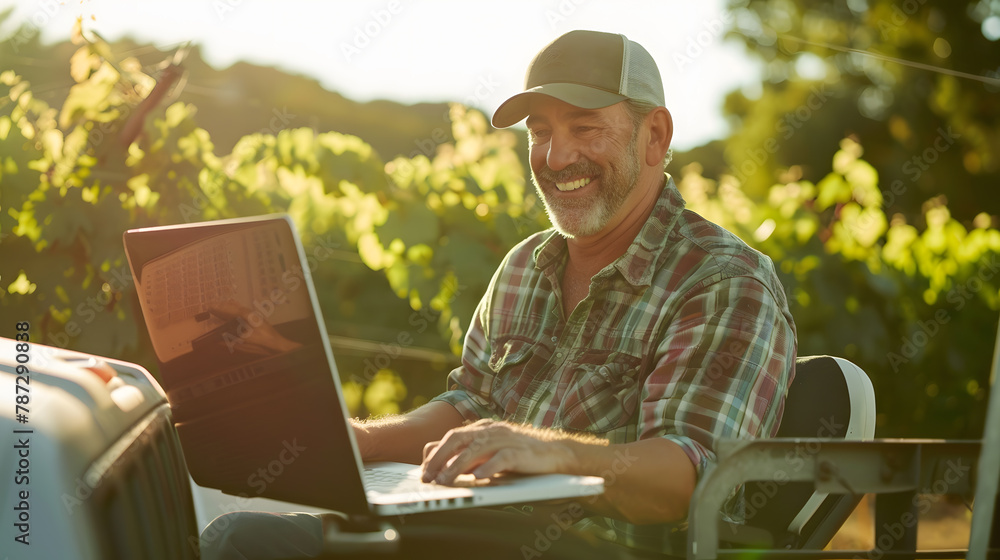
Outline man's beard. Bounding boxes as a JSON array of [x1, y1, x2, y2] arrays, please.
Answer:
[[530, 132, 642, 238]]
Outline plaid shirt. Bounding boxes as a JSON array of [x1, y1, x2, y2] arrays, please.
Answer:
[[430, 175, 797, 553]]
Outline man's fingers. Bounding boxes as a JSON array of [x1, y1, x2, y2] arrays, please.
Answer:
[[422, 441, 439, 463], [421, 429, 474, 481], [421, 424, 508, 482], [434, 448, 496, 485], [427, 427, 522, 484], [471, 448, 516, 479]]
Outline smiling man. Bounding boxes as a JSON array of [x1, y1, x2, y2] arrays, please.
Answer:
[[202, 30, 797, 559], [367, 29, 797, 553]]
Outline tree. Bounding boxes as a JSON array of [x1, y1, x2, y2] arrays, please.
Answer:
[[3, 13, 997, 437], [0, 18, 543, 418], [721, 0, 1000, 224]]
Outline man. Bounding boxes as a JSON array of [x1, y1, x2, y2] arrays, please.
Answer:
[[202, 29, 796, 558]]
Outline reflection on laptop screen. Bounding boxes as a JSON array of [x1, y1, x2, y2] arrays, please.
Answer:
[[140, 219, 311, 363], [124, 216, 370, 514]]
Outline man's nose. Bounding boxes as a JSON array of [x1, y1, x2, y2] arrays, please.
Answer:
[[545, 131, 580, 172]]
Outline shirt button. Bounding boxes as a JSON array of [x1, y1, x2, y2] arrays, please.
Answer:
[[555, 352, 564, 359], [550, 336, 557, 343]]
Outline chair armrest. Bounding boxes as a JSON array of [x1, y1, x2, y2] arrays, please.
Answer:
[[686, 439, 980, 560]]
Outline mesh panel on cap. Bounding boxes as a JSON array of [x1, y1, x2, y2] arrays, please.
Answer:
[[621, 38, 665, 107]]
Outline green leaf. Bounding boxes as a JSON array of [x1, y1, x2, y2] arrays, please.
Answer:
[[357, 232, 386, 270], [376, 201, 439, 248], [58, 62, 120, 129], [69, 46, 101, 82], [815, 173, 850, 211]]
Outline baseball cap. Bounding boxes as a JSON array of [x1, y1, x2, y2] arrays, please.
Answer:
[[491, 30, 665, 129]]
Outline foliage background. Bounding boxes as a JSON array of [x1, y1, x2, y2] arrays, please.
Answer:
[[2, 1, 999, 439]]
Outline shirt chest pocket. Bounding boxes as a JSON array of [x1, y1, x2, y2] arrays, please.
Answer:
[[487, 336, 547, 419], [556, 350, 644, 435]]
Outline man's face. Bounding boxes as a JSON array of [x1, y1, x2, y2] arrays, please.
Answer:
[[526, 96, 642, 239]]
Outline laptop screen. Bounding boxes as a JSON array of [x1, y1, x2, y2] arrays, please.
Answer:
[[123, 215, 370, 514]]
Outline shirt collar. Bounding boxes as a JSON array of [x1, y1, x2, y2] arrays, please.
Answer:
[[532, 173, 686, 287]]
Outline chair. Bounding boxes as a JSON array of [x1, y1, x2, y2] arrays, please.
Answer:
[[307, 355, 878, 560], [689, 351, 1000, 560], [692, 355, 877, 555]]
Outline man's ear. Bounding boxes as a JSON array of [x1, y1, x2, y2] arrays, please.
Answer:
[[644, 107, 673, 167]]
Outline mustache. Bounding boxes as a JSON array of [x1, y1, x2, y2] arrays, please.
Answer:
[[536, 159, 602, 183]]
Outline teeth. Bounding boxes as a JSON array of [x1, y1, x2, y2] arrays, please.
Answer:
[[555, 177, 592, 192]]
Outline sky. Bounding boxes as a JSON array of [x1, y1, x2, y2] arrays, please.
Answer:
[[0, 0, 761, 150]]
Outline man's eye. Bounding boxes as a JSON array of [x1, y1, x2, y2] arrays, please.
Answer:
[[575, 126, 596, 134], [529, 130, 550, 141]]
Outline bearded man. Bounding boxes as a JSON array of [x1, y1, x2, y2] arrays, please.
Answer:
[[202, 29, 797, 559]]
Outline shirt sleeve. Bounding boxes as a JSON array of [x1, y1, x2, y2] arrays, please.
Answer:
[[639, 274, 797, 479], [428, 288, 497, 423]]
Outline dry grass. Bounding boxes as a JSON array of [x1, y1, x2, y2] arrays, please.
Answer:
[[828, 494, 973, 552]]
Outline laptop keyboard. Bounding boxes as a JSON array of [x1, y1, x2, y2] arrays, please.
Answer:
[[363, 467, 494, 494], [364, 467, 442, 493]]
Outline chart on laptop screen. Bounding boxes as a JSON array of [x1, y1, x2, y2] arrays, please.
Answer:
[[139, 220, 312, 363]]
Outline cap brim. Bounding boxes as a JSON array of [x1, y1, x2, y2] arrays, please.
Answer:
[[491, 83, 628, 128]]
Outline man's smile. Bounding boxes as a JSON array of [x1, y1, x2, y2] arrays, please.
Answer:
[[554, 176, 595, 192]]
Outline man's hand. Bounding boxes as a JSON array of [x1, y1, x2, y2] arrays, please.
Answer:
[[208, 300, 301, 355], [420, 419, 576, 484]]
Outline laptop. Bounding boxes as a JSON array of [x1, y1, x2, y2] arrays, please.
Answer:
[[122, 214, 603, 516]]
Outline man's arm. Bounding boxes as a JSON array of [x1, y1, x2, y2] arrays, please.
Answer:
[[420, 420, 695, 523], [352, 400, 466, 464], [565, 437, 696, 523]]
